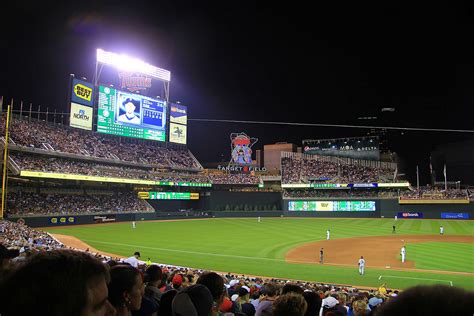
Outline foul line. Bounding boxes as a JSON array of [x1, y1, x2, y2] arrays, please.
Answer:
[[379, 275, 453, 286], [81, 238, 293, 263]]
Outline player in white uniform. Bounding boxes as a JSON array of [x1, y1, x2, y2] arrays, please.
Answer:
[[401, 246, 406, 263], [326, 229, 330, 240], [440, 225, 444, 235], [358, 256, 365, 275], [258, 216, 261, 223], [132, 221, 136, 229]]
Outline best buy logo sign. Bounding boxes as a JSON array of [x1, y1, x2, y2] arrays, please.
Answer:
[[74, 83, 93, 102]]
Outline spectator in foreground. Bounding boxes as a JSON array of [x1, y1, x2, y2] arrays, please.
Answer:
[[256, 282, 279, 316], [0, 249, 116, 316], [374, 285, 474, 316], [196, 271, 226, 314], [351, 299, 368, 316], [273, 292, 308, 316], [303, 290, 322, 316], [108, 265, 145, 316], [172, 284, 214, 316], [144, 265, 163, 306]]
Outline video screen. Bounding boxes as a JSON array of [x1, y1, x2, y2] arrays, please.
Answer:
[[97, 86, 167, 141], [288, 200, 376, 211]]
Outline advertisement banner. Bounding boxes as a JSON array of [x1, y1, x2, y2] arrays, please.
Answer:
[[288, 200, 376, 211], [69, 102, 93, 130], [397, 212, 424, 218], [169, 122, 187, 144], [316, 201, 334, 211], [49, 216, 76, 224], [71, 78, 94, 106], [303, 136, 380, 160], [441, 213, 470, 219], [94, 215, 116, 223], [170, 103, 188, 125], [378, 182, 410, 188]]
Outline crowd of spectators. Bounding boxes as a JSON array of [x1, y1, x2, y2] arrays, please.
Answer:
[[6, 191, 151, 216], [209, 173, 260, 185], [1, 220, 473, 315], [399, 188, 468, 200], [12, 152, 263, 185], [281, 157, 395, 185], [11, 152, 211, 183], [2, 116, 202, 170]]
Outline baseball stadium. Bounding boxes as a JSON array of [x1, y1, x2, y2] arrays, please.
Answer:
[[1, 47, 473, 315]]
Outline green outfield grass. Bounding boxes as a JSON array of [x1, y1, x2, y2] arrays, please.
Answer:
[[44, 218, 474, 290]]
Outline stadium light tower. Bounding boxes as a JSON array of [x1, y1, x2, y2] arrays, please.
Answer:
[[94, 48, 171, 101]]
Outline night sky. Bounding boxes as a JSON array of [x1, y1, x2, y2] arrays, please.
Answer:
[[1, 3, 474, 184]]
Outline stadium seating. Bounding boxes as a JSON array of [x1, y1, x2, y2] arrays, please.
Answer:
[[399, 188, 468, 200], [1, 116, 202, 170], [6, 191, 151, 216], [281, 156, 396, 184]]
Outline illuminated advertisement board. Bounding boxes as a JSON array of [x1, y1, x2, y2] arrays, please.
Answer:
[[97, 85, 167, 141], [169, 122, 187, 144], [142, 192, 199, 200], [288, 200, 376, 211], [302, 136, 380, 160], [282, 182, 409, 189], [170, 103, 188, 125], [69, 102, 93, 130], [20, 171, 212, 187], [71, 78, 94, 106]]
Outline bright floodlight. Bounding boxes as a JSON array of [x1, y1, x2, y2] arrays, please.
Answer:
[[96, 49, 171, 82]]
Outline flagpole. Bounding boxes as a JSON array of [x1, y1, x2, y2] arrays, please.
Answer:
[[444, 164, 447, 191], [416, 165, 419, 191]]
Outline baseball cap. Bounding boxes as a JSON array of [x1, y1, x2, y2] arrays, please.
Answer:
[[134, 251, 141, 257], [231, 294, 239, 302], [369, 297, 383, 308], [323, 296, 338, 308], [238, 286, 250, 296], [229, 279, 239, 287], [172, 274, 184, 286], [172, 284, 213, 316]]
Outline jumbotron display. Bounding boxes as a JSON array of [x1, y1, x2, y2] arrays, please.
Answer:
[[97, 86, 167, 141], [288, 200, 376, 211]]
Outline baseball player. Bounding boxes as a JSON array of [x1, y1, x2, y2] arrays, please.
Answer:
[[320, 248, 324, 264], [258, 216, 261, 223], [392, 225, 396, 233], [401, 245, 406, 263], [326, 229, 330, 240], [440, 225, 444, 235], [358, 256, 365, 275], [132, 221, 136, 229]]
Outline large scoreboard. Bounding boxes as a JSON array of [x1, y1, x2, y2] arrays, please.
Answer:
[[288, 200, 376, 211], [97, 86, 167, 141]]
